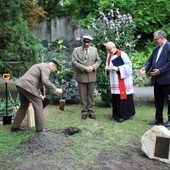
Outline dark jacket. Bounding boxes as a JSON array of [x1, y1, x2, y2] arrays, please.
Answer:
[[144, 41, 170, 85]]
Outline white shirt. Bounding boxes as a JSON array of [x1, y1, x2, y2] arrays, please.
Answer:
[[156, 44, 164, 62]]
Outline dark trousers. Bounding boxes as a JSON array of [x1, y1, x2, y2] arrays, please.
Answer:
[[154, 81, 170, 121]]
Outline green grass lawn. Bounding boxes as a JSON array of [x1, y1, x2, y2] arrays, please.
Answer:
[[0, 101, 169, 169]]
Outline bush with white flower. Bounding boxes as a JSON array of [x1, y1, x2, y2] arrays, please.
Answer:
[[89, 7, 137, 56], [87, 6, 138, 105]]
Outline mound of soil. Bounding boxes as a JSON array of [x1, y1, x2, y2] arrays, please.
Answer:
[[20, 132, 72, 155]]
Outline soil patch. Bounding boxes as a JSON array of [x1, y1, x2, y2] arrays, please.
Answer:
[[19, 131, 73, 155], [6, 131, 170, 170], [97, 146, 170, 170]]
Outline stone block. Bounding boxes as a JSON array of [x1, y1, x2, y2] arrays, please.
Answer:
[[141, 125, 170, 164]]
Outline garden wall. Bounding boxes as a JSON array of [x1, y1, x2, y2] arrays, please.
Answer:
[[35, 16, 89, 42]]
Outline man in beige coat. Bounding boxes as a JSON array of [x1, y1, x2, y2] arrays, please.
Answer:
[[11, 59, 63, 132], [72, 35, 101, 119]]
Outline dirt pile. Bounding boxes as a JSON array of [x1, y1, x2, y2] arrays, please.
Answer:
[[20, 131, 73, 155]]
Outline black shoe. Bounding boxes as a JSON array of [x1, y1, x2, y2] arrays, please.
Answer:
[[163, 120, 170, 127], [89, 114, 96, 119], [149, 120, 163, 125], [81, 114, 87, 119], [118, 118, 124, 122], [11, 127, 26, 132], [36, 128, 51, 133]]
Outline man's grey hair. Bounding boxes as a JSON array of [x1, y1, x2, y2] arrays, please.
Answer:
[[154, 30, 167, 38]]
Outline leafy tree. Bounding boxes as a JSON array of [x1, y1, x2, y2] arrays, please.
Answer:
[[22, 0, 46, 30], [131, 0, 170, 34], [63, 0, 101, 26], [0, 0, 45, 77], [37, 0, 66, 19], [62, 0, 170, 35]]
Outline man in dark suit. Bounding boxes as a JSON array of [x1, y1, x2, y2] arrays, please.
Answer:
[[141, 30, 170, 127], [72, 35, 101, 119], [11, 59, 63, 132]]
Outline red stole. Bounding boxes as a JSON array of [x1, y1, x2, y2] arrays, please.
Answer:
[[107, 53, 112, 65], [117, 50, 127, 100], [107, 50, 127, 100]]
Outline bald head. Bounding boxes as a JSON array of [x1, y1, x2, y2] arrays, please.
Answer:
[[105, 42, 117, 54], [106, 42, 115, 48]]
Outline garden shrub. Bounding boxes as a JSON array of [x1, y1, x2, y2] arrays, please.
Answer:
[[39, 39, 81, 103], [87, 7, 139, 104]]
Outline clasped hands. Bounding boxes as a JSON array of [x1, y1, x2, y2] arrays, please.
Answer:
[[106, 66, 118, 72], [85, 66, 94, 73], [150, 69, 160, 76], [140, 68, 160, 76]]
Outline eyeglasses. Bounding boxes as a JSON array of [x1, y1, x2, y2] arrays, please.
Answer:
[[153, 37, 161, 41]]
